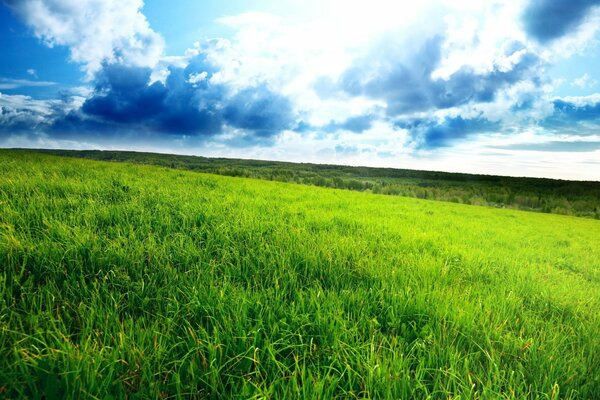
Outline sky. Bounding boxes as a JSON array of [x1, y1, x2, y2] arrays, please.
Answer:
[[1, 0, 600, 180]]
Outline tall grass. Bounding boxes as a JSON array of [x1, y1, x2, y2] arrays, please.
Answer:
[[1, 150, 599, 398]]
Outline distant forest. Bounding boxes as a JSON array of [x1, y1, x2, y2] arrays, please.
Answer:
[[29, 149, 600, 219]]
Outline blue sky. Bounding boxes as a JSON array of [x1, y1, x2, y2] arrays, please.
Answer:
[[1, 0, 600, 180]]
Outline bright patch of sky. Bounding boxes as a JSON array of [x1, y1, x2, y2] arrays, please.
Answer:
[[143, 0, 324, 55], [1, 0, 600, 180], [549, 51, 600, 96]]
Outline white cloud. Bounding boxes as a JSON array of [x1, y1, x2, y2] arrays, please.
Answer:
[[0, 92, 55, 115], [5, 0, 164, 78], [0, 91, 84, 128], [433, 1, 530, 79], [182, 4, 449, 128], [556, 92, 600, 106], [0, 78, 57, 90], [189, 1, 547, 127], [187, 71, 208, 85], [0, 92, 55, 133], [572, 73, 598, 89]]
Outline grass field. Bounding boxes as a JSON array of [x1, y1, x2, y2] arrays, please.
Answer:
[[1, 150, 599, 399]]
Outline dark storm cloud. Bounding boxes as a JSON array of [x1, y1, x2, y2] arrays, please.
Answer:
[[400, 116, 501, 149], [522, 0, 600, 43], [330, 36, 541, 117]]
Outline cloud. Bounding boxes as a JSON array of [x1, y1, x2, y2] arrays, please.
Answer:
[[0, 1, 547, 150], [400, 116, 502, 149], [11, 50, 297, 141], [4, 0, 164, 77], [540, 95, 600, 132], [2, 0, 600, 178], [334, 144, 363, 155], [553, 98, 600, 121], [331, 35, 542, 117], [81, 65, 168, 125], [0, 92, 58, 135], [0, 78, 57, 90], [0, 92, 57, 113], [322, 113, 378, 133], [572, 73, 598, 89], [51, 60, 225, 138], [522, 0, 600, 43], [223, 86, 294, 136], [290, 111, 381, 135]]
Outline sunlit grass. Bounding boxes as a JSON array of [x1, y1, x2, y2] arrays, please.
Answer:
[[1, 150, 599, 398]]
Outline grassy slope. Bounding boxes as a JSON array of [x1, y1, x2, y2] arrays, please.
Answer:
[[1, 150, 599, 399]]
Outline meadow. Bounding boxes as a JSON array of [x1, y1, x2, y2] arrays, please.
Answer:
[[1, 150, 599, 398]]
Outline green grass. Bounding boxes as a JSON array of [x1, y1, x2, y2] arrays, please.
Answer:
[[1, 150, 599, 399]]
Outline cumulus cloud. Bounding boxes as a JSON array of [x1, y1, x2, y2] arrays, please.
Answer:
[[522, 0, 600, 42], [4, 0, 164, 77], [331, 35, 542, 118], [81, 65, 168, 125], [7, 49, 296, 141]]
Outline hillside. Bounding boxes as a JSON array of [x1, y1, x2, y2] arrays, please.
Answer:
[[1, 150, 599, 398], [28, 148, 600, 219]]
